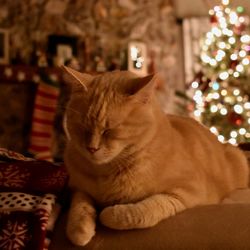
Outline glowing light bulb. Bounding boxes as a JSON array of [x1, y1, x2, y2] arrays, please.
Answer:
[[237, 96, 243, 102], [222, 0, 229, 5], [230, 131, 237, 138], [230, 54, 237, 60], [221, 89, 227, 96], [239, 128, 246, 135], [206, 32, 213, 39], [213, 92, 220, 99], [234, 104, 243, 114], [222, 28, 232, 36], [210, 127, 218, 134], [218, 135, 225, 142], [242, 58, 249, 65], [233, 72, 240, 77], [236, 64, 244, 72], [241, 35, 250, 43], [211, 105, 218, 113], [191, 81, 199, 89], [228, 37, 236, 44], [220, 108, 228, 115], [239, 50, 247, 57], [229, 138, 237, 145], [244, 102, 250, 109], [233, 89, 240, 96], [210, 59, 217, 66], [194, 110, 201, 117], [218, 42, 226, 49], [229, 12, 238, 24], [212, 82, 220, 90], [219, 72, 229, 80], [212, 27, 222, 37]]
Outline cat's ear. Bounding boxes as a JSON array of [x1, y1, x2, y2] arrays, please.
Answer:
[[61, 65, 93, 91], [129, 74, 160, 103]]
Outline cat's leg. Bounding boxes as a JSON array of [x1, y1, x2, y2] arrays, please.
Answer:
[[222, 188, 250, 204], [66, 191, 96, 246], [100, 194, 185, 230]]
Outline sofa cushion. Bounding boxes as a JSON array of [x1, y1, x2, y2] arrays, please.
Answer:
[[49, 204, 250, 250]]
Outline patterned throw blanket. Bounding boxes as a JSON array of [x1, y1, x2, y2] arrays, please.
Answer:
[[0, 148, 68, 250]]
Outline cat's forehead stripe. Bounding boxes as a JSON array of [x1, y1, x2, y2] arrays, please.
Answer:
[[86, 83, 114, 128]]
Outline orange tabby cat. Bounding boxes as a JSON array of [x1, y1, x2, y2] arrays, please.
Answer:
[[62, 66, 249, 246]]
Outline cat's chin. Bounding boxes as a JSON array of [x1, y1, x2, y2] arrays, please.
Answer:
[[85, 154, 114, 165]]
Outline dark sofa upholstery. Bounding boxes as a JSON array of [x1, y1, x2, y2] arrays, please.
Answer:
[[50, 204, 250, 250]]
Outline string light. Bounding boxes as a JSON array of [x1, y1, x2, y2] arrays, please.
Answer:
[[192, 0, 250, 145]]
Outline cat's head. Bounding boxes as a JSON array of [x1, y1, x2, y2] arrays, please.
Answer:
[[62, 66, 160, 165]]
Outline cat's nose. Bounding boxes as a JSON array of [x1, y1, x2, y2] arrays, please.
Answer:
[[87, 147, 100, 154]]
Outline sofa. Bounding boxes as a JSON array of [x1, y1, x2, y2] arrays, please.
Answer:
[[50, 203, 250, 250]]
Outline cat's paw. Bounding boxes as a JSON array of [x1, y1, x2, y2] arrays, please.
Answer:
[[66, 217, 96, 246], [100, 204, 140, 230]]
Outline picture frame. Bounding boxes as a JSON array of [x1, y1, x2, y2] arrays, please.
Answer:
[[128, 41, 148, 76], [0, 29, 9, 64], [47, 35, 78, 65]]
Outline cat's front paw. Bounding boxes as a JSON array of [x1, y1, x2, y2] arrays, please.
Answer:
[[66, 217, 96, 246], [100, 204, 140, 230]]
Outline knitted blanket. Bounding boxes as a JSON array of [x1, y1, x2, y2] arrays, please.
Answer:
[[0, 148, 68, 250]]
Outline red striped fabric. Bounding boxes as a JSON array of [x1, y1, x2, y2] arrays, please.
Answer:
[[31, 131, 51, 138], [29, 145, 50, 152], [29, 80, 59, 162], [32, 117, 54, 125], [34, 104, 56, 113], [37, 89, 59, 99]]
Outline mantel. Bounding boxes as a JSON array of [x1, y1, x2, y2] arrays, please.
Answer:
[[0, 65, 62, 85]]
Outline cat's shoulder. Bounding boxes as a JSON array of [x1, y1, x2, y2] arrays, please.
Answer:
[[166, 114, 210, 134], [167, 114, 201, 126]]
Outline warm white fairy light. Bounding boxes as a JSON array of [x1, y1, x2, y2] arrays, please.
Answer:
[[230, 54, 237, 60], [241, 34, 250, 43], [191, 81, 199, 89], [210, 59, 217, 66], [222, 0, 229, 5], [196, 1, 250, 145], [228, 37, 236, 44], [220, 107, 228, 115], [237, 96, 243, 102], [229, 11, 238, 24], [239, 50, 247, 57], [212, 92, 220, 99], [211, 105, 218, 113], [236, 64, 244, 72], [234, 104, 243, 114], [221, 89, 227, 96], [229, 138, 237, 145], [230, 131, 237, 138], [242, 58, 249, 65], [233, 72, 240, 77], [194, 110, 202, 117], [244, 102, 250, 109], [219, 71, 229, 80], [212, 27, 222, 37], [233, 89, 240, 96], [218, 135, 225, 142], [239, 128, 246, 135], [210, 126, 218, 134]]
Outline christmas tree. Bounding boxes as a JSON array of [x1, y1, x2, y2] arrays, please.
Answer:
[[189, 0, 250, 145]]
